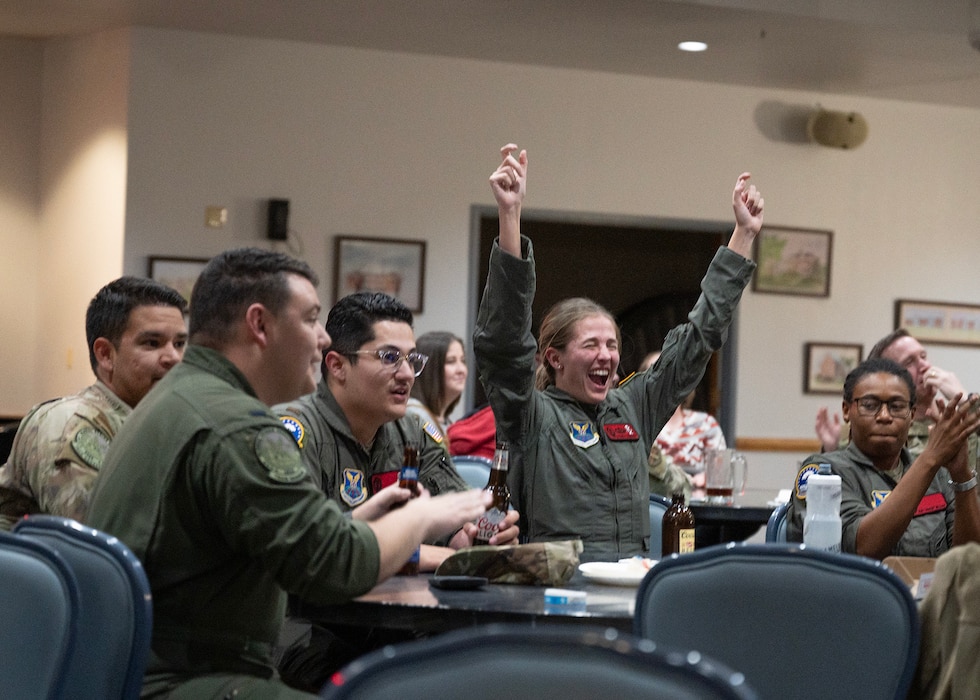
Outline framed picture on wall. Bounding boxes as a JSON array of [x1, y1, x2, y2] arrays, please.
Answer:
[[895, 299, 980, 347], [752, 226, 833, 297], [148, 256, 210, 304], [804, 342, 863, 395], [333, 236, 426, 312]]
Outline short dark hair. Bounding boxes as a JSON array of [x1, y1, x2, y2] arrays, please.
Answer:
[[86, 276, 188, 373], [189, 248, 318, 347], [842, 357, 916, 406], [411, 331, 465, 417], [867, 328, 911, 361], [325, 292, 413, 362]]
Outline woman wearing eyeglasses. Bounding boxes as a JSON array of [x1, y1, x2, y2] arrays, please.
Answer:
[[474, 144, 764, 560], [786, 357, 980, 559]]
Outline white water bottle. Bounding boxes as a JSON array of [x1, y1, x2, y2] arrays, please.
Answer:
[[803, 463, 842, 553]]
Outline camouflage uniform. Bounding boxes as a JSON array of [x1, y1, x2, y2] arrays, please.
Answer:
[[837, 418, 978, 470], [87, 345, 380, 698], [0, 381, 130, 530]]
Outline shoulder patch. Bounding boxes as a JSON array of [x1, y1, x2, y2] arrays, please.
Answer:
[[794, 463, 821, 500], [71, 427, 111, 470], [279, 415, 306, 448], [255, 426, 307, 484], [422, 421, 444, 444], [569, 421, 599, 448]]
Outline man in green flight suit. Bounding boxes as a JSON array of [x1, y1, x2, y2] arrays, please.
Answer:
[[87, 248, 490, 698]]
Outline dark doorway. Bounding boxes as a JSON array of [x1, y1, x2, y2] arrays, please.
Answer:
[[467, 207, 737, 439]]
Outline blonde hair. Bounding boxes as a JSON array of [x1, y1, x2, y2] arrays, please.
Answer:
[[535, 297, 620, 390]]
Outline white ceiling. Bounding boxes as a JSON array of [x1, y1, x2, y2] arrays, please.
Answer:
[[3, 0, 980, 110]]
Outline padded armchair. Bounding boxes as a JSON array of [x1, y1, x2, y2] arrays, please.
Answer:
[[635, 543, 919, 700], [452, 454, 493, 489], [322, 623, 756, 699], [14, 515, 153, 700], [764, 501, 789, 543], [0, 529, 78, 700], [649, 493, 671, 558]]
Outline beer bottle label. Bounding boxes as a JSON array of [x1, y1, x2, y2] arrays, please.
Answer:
[[678, 528, 695, 554], [475, 507, 506, 542], [399, 466, 419, 482]]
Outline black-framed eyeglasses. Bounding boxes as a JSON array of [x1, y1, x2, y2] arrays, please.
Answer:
[[851, 396, 912, 418], [348, 349, 429, 376]]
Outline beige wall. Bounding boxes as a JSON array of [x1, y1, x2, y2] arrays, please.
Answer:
[[4, 27, 980, 490]]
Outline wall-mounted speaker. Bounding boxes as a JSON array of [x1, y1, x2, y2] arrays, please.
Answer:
[[267, 198, 290, 240], [806, 110, 869, 150]]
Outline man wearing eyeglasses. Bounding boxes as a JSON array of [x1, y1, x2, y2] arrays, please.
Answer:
[[273, 291, 520, 691], [787, 357, 980, 559], [276, 290, 518, 556]]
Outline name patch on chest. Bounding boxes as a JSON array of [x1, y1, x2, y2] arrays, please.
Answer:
[[568, 421, 599, 448], [603, 423, 639, 441], [371, 470, 399, 494], [913, 492, 947, 517]]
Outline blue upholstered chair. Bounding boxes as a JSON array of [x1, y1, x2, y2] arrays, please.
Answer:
[[635, 543, 919, 700], [452, 454, 493, 489], [321, 623, 757, 699], [649, 493, 672, 558], [0, 529, 79, 700], [764, 501, 789, 543], [14, 516, 153, 700]]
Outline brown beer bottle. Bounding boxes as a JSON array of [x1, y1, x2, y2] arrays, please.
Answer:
[[396, 444, 421, 575], [473, 442, 511, 546], [661, 492, 695, 556]]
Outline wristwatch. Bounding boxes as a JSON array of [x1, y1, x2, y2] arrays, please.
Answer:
[[949, 470, 978, 492]]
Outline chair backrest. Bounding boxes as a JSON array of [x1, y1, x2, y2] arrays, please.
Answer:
[[452, 454, 493, 489], [635, 543, 919, 700], [0, 529, 78, 700], [14, 515, 153, 700], [322, 623, 757, 700], [649, 494, 671, 558], [764, 501, 789, 543]]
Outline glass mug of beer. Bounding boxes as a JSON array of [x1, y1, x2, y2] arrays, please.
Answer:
[[704, 448, 747, 505]]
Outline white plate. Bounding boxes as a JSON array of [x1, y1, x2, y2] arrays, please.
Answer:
[[579, 560, 656, 587]]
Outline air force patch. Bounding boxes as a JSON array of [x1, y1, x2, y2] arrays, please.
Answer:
[[569, 421, 599, 448], [794, 463, 821, 500], [871, 490, 891, 508], [279, 415, 306, 447], [341, 468, 367, 506], [71, 427, 111, 470], [255, 427, 307, 484]]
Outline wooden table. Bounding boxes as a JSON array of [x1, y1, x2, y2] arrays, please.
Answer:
[[296, 571, 637, 634]]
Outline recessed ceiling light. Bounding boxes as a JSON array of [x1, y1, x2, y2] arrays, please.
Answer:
[[678, 41, 708, 52]]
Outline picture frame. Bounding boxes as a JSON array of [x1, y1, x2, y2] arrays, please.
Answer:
[[895, 299, 980, 348], [333, 236, 426, 313], [752, 226, 833, 297], [147, 256, 210, 304], [804, 342, 863, 395]]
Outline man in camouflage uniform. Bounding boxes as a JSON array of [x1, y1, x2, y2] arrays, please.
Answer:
[[0, 276, 188, 529], [87, 248, 491, 698]]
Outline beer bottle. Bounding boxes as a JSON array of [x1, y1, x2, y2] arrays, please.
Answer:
[[396, 444, 421, 575], [661, 492, 695, 556], [473, 442, 511, 546]]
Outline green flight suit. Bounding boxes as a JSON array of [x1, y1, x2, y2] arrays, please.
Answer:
[[474, 236, 754, 561], [786, 441, 956, 557], [87, 345, 380, 697]]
